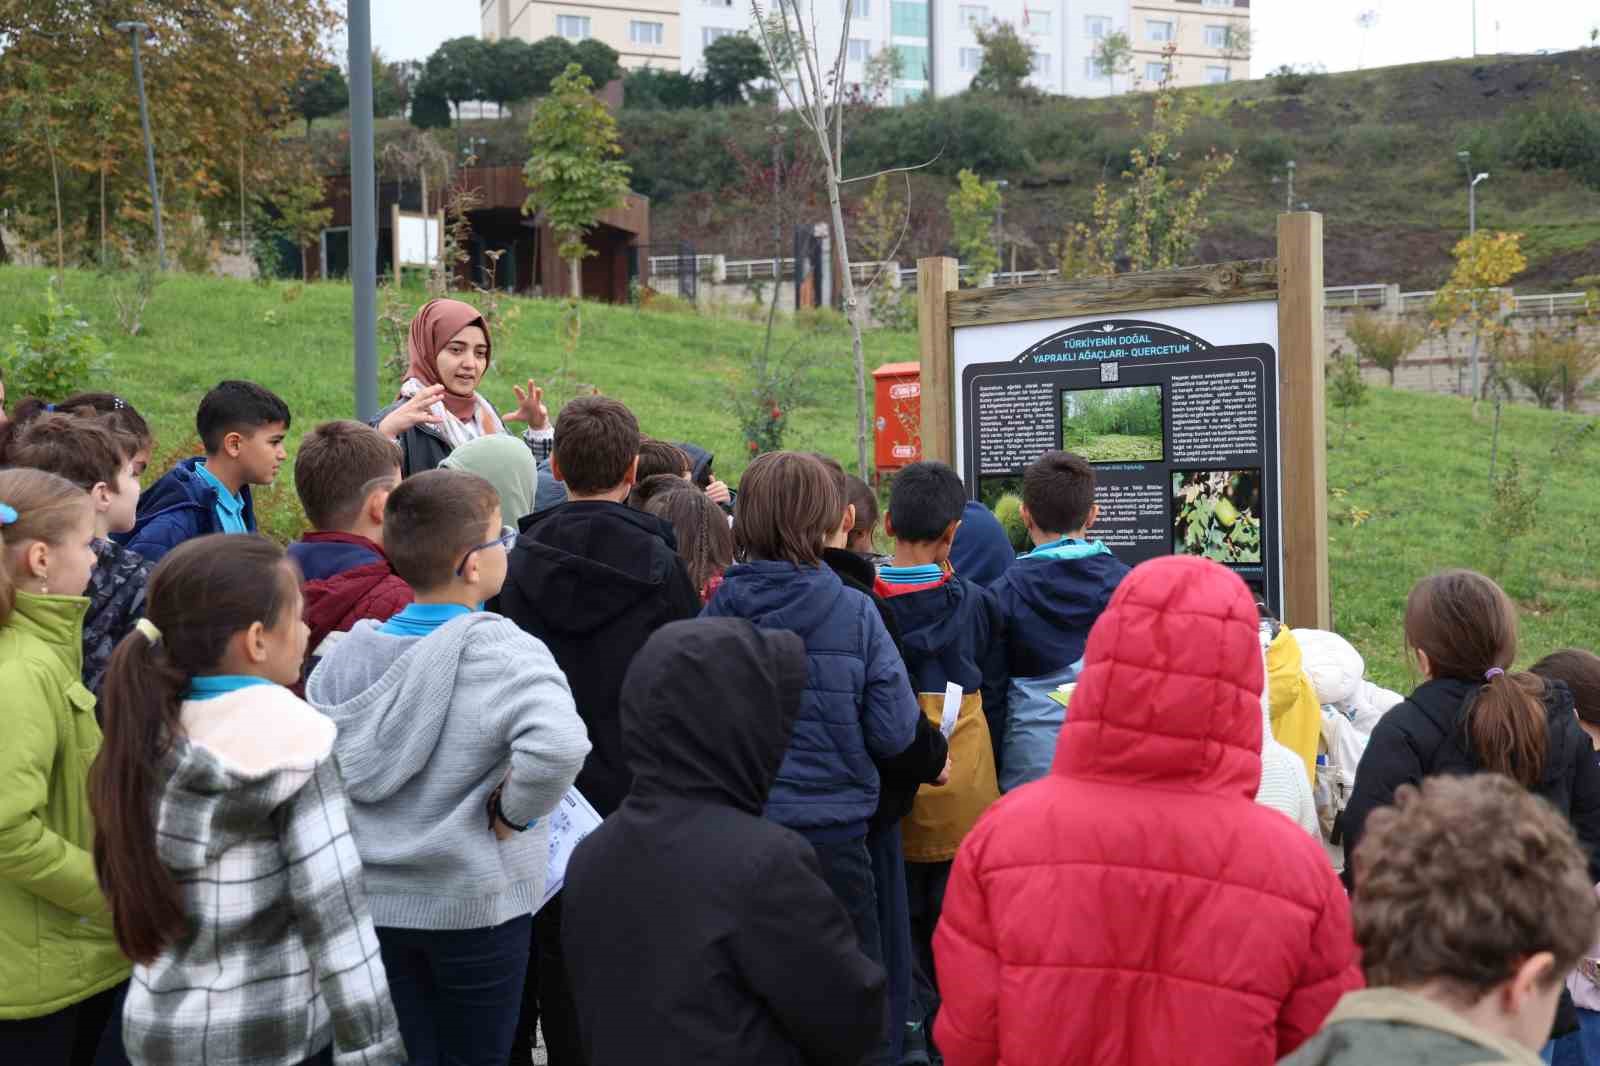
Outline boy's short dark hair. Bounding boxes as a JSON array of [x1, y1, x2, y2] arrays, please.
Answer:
[[637, 439, 691, 483], [1532, 649, 1600, 728], [1354, 775, 1597, 996], [1023, 450, 1095, 534], [733, 452, 839, 567], [553, 396, 641, 496], [846, 475, 878, 536], [888, 461, 967, 543], [383, 469, 501, 591], [197, 380, 291, 454], [1, 414, 123, 491], [294, 421, 402, 532]]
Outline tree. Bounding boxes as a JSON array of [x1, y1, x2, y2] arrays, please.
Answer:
[[425, 36, 492, 126], [527, 37, 581, 93], [270, 161, 332, 280], [971, 22, 1035, 95], [948, 169, 1002, 285], [484, 37, 536, 117], [862, 46, 903, 104], [372, 50, 409, 118], [1345, 311, 1424, 385], [703, 34, 772, 105], [622, 67, 703, 110], [1219, 24, 1252, 80], [1092, 31, 1134, 94], [409, 80, 454, 129], [575, 39, 623, 88], [523, 64, 632, 299], [293, 62, 348, 136], [1430, 231, 1527, 400]]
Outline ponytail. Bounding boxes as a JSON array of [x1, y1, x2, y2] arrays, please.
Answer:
[[90, 629, 189, 963], [1470, 670, 1550, 787]]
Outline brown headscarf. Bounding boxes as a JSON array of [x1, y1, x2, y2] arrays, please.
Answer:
[[405, 298, 492, 422]]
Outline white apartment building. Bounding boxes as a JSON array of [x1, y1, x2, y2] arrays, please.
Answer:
[[484, 0, 1249, 97]]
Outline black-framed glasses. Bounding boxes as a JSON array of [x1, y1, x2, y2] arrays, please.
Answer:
[[456, 525, 516, 577]]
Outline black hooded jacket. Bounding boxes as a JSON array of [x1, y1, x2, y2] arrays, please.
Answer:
[[490, 500, 701, 816], [562, 619, 887, 1066]]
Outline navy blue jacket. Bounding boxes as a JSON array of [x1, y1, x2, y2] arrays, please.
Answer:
[[949, 501, 1017, 589], [990, 550, 1129, 679], [122, 457, 256, 563], [702, 561, 920, 841], [286, 532, 383, 582]]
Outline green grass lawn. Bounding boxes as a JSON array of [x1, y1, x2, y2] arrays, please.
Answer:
[[3, 266, 1597, 691]]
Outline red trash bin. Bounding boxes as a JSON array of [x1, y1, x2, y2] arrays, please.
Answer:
[[873, 362, 922, 475]]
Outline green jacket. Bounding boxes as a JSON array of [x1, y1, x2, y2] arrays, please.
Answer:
[[1279, 988, 1545, 1066], [0, 591, 129, 1019]]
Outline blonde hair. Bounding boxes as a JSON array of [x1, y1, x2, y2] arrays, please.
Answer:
[[0, 468, 92, 624]]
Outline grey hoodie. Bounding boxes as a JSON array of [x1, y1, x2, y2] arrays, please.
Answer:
[[1279, 988, 1545, 1066], [307, 612, 591, 930]]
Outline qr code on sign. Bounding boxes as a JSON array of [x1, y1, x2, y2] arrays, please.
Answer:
[[1100, 362, 1119, 383]]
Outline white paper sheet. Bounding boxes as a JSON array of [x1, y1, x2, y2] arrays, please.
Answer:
[[539, 787, 603, 911], [940, 681, 963, 739]]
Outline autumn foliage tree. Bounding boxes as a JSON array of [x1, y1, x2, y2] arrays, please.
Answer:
[[1345, 311, 1424, 385], [1430, 230, 1527, 399], [948, 169, 1002, 286]]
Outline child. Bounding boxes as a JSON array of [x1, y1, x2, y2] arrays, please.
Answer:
[[89, 534, 404, 1066], [702, 452, 922, 991], [845, 474, 889, 564], [286, 421, 411, 684], [562, 619, 887, 1066], [875, 461, 1004, 1064], [635, 438, 692, 483], [1283, 775, 1598, 1066], [123, 380, 290, 562], [1, 413, 149, 697], [988, 450, 1130, 791], [0, 468, 128, 1065], [948, 499, 1016, 589], [642, 480, 733, 603], [677, 441, 734, 513], [308, 469, 590, 1065], [1534, 649, 1600, 750], [439, 432, 540, 526], [934, 556, 1361, 1066], [1342, 570, 1600, 888], [494, 395, 700, 1066]]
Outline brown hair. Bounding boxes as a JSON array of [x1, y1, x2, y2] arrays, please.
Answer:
[[628, 473, 690, 510], [293, 421, 403, 531], [91, 535, 301, 963], [810, 453, 851, 530], [0, 414, 124, 492], [383, 468, 500, 591], [846, 475, 878, 538], [0, 468, 93, 624], [637, 438, 692, 482], [1533, 649, 1600, 729], [645, 481, 733, 594], [1353, 774, 1597, 996], [55, 393, 153, 459], [1406, 570, 1549, 787], [733, 452, 839, 567], [553, 396, 640, 496], [1023, 450, 1096, 534]]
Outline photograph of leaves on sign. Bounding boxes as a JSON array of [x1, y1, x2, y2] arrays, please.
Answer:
[[1171, 469, 1262, 564]]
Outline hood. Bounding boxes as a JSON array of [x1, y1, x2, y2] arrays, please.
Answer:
[[303, 560, 403, 634], [621, 618, 807, 813], [507, 501, 681, 635], [288, 532, 385, 583], [133, 456, 214, 524], [1055, 556, 1263, 797], [439, 433, 539, 523], [892, 577, 970, 662], [1005, 549, 1127, 632], [676, 442, 715, 487], [710, 561, 846, 639], [950, 500, 1016, 588], [304, 612, 500, 802], [157, 686, 335, 871], [1293, 627, 1365, 707]]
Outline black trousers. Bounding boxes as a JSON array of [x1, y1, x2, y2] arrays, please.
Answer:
[[0, 981, 129, 1066], [532, 893, 585, 1066]]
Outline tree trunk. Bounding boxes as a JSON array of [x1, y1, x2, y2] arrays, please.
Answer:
[[568, 256, 581, 300], [45, 130, 64, 277], [99, 163, 107, 268], [822, 165, 870, 477], [301, 244, 309, 281], [239, 138, 247, 259]]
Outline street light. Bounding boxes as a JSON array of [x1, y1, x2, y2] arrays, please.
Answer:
[[1469, 172, 1489, 235], [1456, 150, 1492, 401], [114, 21, 165, 270]]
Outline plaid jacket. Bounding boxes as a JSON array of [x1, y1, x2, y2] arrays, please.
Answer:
[[125, 685, 405, 1066]]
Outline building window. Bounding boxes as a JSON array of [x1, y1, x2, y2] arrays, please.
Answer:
[[1206, 65, 1230, 83], [556, 14, 590, 40], [848, 38, 870, 62], [1025, 9, 1051, 35], [844, 0, 871, 17], [701, 0, 733, 6], [1033, 52, 1052, 76], [630, 20, 664, 45], [891, 0, 928, 37], [1146, 19, 1173, 43], [959, 5, 989, 29], [892, 85, 925, 105], [895, 43, 929, 80], [959, 46, 982, 72], [1084, 55, 1105, 79], [1145, 60, 1170, 82], [1085, 15, 1111, 39], [1201, 0, 1232, 7], [702, 26, 736, 46], [1204, 24, 1228, 48]]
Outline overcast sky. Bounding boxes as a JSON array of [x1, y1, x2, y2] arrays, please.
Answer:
[[369, 0, 1597, 75]]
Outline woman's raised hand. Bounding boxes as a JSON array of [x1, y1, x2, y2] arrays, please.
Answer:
[[376, 384, 447, 439], [503, 379, 549, 430]]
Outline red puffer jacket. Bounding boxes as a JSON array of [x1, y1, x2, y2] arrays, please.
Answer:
[[934, 556, 1361, 1066]]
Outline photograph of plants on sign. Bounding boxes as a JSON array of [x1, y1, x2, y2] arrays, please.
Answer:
[[1172, 469, 1262, 564], [1061, 385, 1163, 462]]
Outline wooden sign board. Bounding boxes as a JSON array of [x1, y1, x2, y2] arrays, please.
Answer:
[[918, 213, 1328, 628]]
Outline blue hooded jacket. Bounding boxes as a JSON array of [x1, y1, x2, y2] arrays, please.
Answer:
[[949, 501, 1017, 589], [702, 560, 919, 840], [989, 541, 1129, 790], [122, 457, 257, 563]]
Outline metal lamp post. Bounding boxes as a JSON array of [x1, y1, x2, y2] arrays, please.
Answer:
[[1457, 150, 1492, 399], [350, 0, 378, 421], [114, 21, 165, 270]]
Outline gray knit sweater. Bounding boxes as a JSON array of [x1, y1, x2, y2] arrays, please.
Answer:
[[306, 612, 590, 931]]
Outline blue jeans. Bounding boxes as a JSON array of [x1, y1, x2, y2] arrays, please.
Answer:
[[377, 915, 532, 1066], [1546, 1007, 1600, 1065], [868, 824, 912, 1066]]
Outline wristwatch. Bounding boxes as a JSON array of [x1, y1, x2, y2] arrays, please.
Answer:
[[486, 784, 534, 832]]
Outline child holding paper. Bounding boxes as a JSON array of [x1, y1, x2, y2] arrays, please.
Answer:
[[307, 468, 590, 1066]]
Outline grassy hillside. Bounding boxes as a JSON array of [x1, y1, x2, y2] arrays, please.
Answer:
[[3, 266, 1598, 689]]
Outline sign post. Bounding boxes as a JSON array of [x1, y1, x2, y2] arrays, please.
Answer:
[[918, 213, 1328, 628]]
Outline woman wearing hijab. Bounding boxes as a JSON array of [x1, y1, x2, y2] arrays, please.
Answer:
[[373, 297, 550, 476], [439, 434, 540, 527]]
